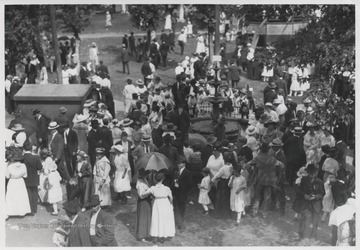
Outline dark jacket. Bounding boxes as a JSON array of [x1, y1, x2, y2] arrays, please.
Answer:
[[275, 78, 287, 96], [87, 129, 100, 165], [296, 175, 325, 213], [193, 60, 205, 80], [252, 151, 281, 186], [120, 49, 130, 63], [171, 82, 189, 107], [36, 115, 48, 140], [283, 135, 306, 165], [64, 129, 78, 155], [97, 126, 113, 154], [68, 209, 93, 247], [80, 67, 89, 84], [90, 210, 117, 246], [23, 152, 43, 187], [201, 144, 213, 168], [97, 65, 109, 78], [264, 89, 277, 104], [171, 168, 192, 203], [141, 61, 152, 77], [227, 65, 241, 81], [177, 110, 190, 134], [50, 132, 65, 161], [238, 145, 253, 162]]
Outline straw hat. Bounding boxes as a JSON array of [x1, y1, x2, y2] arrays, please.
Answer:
[[136, 79, 144, 85], [110, 145, 124, 153], [291, 127, 304, 134], [48, 121, 59, 130], [59, 106, 67, 114], [73, 114, 87, 124], [245, 125, 257, 135], [273, 99, 281, 105], [142, 135, 151, 142], [95, 148, 105, 154], [269, 138, 283, 147], [11, 123, 25, 131], [122, 118, 133, 127]]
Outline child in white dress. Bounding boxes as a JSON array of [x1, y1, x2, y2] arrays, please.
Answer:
[[228, 168, 247, 225], [186, 20, 193, 38], [198, 168, 213, 215], [46, 162, 63, 215]]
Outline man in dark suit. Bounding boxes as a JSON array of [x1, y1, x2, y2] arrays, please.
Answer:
[[171, 156, 192, 232], [168, 29, 175, 53], [89, 195, 117, 246], [62, 121, 78, 178], [149, 39, 160, 69], [97, 61, 109, 79], [66, 201, 93, 247], [80, 62, 90, 84], [97, 118, 113, 159], [237, 137, 253, 162], [227, 60, 241, 88], [171, 75, 190, 109], [49, 121, 70, 181], [33, 109, 48, 149], [159, 41, 169, 67], [87, 120, 100, 168], [283, 127, 307, 185], [129, 31, 136, 57], [159, 134, 179, 187], [120, 44, 130, 74], [132, 135, 158, 163], [264, 82, 278, 104], [23, 141, 43, 215], [176, 104, 191, 143], [165, 103, 179, 125], [275, 76, 288, 97], [193, 55, 205, 80]]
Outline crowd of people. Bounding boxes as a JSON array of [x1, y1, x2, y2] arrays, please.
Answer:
[[5, 16, 356, 247]]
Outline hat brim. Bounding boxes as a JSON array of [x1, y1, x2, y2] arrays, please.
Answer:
[[291, 129, 304, 134], [48, 125, 59, 130], [270, 143, 283, 147], [122, 121, 133, 127], [207, 137, 217, 144], [11, 127, 25, 131]]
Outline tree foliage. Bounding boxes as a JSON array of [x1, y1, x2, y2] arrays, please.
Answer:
[[274, 5, 355, 78], [128, 5, 168, 31]]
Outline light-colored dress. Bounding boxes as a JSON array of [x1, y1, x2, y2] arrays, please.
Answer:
[[47, 170, 63, 204], [290, 66, 301, 92], [229, 175, 247, 213], [39, 66, 48, 84], [6, 162, 31, 217], [148, 183, 175, 238], [322, 179, 334, 213], [93, 156, 112, 206], [206, 154, 224, 178], [164, 14, 172, 30], [106, 13, 112, 27], [113, 154, 131, 193], [198, 175, 211, 205]]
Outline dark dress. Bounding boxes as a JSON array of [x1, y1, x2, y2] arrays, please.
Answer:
[[215, 178, 231, 219], [135, 180, 152, 240]]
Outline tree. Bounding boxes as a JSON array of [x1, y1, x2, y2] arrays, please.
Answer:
[[274, 5, 355, 79], [128, 5, 167, 31]]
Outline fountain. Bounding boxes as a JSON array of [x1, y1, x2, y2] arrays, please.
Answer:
[[190, 64, 240, 141]]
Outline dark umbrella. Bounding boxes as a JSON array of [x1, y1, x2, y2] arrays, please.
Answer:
[[136, 152, 171, 172]]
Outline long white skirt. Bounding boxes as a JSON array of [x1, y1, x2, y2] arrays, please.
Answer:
[[113, 169, 131, 193], [94, 177, 112, 206], [150, 198, 176, 237], [6, 178, 31, 217]]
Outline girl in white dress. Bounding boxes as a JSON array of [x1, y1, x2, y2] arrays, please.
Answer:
[[143, 172, 175, 243], [196, 35, 206, 54], [186, 20, 193, 38], [198, 168, 213, 215], [39, 63, 48, 84], [290, 65, 302, 96], [111, 145, 131, 203], [46, 159, 63, 215], [89, 42, 99, 72], [5, 151, 31, 219], [228, 168, 247, 225], [164, 13, 172, 31], [105, 11, 112, 29]]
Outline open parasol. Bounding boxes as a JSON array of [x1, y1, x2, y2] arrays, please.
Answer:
[[136, 152, 171, 172]]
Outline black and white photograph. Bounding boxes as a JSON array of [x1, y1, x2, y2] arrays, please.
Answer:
[[3, 1, 356, 247]]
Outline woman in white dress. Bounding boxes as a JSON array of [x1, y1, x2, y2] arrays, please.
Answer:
[[164, 13, 172, 31], [62, 65, 70, 84], [89, 42, 99, 72], [111, 145, 131, 203], [143, 172, 175, 243], [5, 150, 31, 219], [105, 11, 112, 29], [196, 34, 206, 54], [228, 168, 247, 225], [39, 62, 48, 84], [46, 158, 63, 215], [38, 149, 53, 203], [290, 65, 302, 96]]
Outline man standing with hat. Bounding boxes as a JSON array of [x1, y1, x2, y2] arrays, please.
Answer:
[[97, 118, 113, 159], [123, 78, 138, 116], [80, 62, 90, 84], [33, 109, 49, 149], [62, 120, 78, 178], [88, 195, 117, 246], [48, 121, 70, 181], [172, 156, 192, 233], [269, 138, 287, 216], [264, 82, 278, 104], [87, 120, 100, 168], [120, 44, 130, 74], [283, 127, 307, 185], [297, 164, 325, 240], [132, 135, 158, 162], [176, 103, 191, 143], [262, 119, 282, 144], [93, 148, 112, 208], [264, 102, 279, 122]]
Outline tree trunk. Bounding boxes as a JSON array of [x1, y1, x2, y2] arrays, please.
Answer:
[[50, 5, 63, 84], [214, 5, 220, 56]]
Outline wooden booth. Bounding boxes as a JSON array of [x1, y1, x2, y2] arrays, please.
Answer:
[[13, 84, 93, 120]]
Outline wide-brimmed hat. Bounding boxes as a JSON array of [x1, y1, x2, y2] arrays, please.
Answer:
[[48, 121, 59, 130], [59, 106, 67, 114], [264, 119, 278, 127], [62, 200, 79, 215], [303, 98, 312, 104], [206, 135, 217, 144], [136, 79, 144, 85], [245, 125, 257, 135], [291, 127, 304, 134], [86, 195, 101, 207], [162, 123, 177, 132], [306, 107, 314, 113], [273, 99, 281, 105], [89, 106, 99, 112], [95, 147, 105, 154], [239, 88, 247, 95], [11, 123, 25, 131], [32, 109, 41, 115], [265, 102, 273, 107], [259, 113, 270, 123], [91, 42, 97, 47], [73, 114, 87, 123], [270, 138, 283, 147], [269, 82, 277, 89], [122, 118, 133, 127], [76, 150, 87, 159], [110, 145, 123, 153], [142, 135, 151, 142]]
